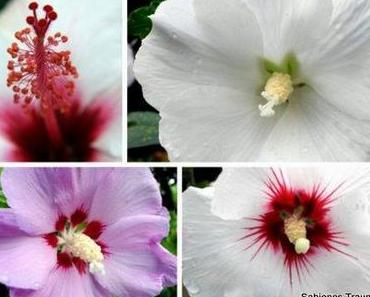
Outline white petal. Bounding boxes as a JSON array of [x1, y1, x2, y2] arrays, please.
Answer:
[[258, 87, 370, 161], [301, 1, 370, 119], [183, 187, 287, 297], [134, 0, 268, 161], [92, 88, 122, 161], [127, 44, 135, 87], [212, 168, 269, 220], [135, 0, 263, 112], [246, 0, 333, 63], [158, 87, 281, 161]]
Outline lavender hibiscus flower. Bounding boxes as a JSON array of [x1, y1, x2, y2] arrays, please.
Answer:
[[0, 168, 176, 297]]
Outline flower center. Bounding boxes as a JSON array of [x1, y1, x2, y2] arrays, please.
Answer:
[[44, 209, 107, 275], [243, 170, 352, 285], [259, 72, 294, 117], [58, 228, 105, 275]]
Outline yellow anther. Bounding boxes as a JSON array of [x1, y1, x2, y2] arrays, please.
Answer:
[[64, 233, 105, 274], [284, 212, 311, 255], [259, 72, 294, 117]]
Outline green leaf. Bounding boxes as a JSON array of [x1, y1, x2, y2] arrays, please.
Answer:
[[161, 211, 177, 254], [128, 7, 154, 39], [170, 184, 177, 206], [128, 0, 166, 39], [157, 287, 177, 297], [128, 111, 160, 149]]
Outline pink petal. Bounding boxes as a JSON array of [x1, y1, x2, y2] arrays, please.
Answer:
[[95, 215, 177, 296], [10, 267, 109, 297], [0, 210, 56, 290]]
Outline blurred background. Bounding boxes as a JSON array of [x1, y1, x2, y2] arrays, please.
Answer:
[[182, 167, 222, 297], [128, 0, 169, 162], [0, 167, 177, 297]]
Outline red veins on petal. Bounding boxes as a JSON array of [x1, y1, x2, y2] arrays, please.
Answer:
[[44, 233, 58, 248], [71, 208, 88, 226], [0, 96, 114, 161], [242, 169, 352, 286], [57, 252, 73, 269], [55, 215, 67, 232], [6, 2, 78, 111], [84, 221, 105, 240], [72, 257, 87, 275]]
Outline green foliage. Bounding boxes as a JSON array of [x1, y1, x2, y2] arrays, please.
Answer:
[[128, 0, 166, 39], [128, 111, 160, 149], [161, 211, 177, 255], [0, 0, 10, 11], [0, 169, 8, 208], [157, 287, 177, 297]]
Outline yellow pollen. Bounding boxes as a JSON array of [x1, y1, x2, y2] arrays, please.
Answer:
[[64, 233, 105, 274], [259, 72, 294, 117], [284, 213, 311, 255]]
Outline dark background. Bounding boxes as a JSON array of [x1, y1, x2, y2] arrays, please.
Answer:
[[183, 168, 222, 190]]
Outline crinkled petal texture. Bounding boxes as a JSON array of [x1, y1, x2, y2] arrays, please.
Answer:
[[136, 0, 370, 161], [0, 168, 176, 297], [183, 168, 370, 297]]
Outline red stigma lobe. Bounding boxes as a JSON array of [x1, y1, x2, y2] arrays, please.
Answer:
[[6, 2, 78, 112]]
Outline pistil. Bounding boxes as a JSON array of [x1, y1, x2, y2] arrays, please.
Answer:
[[6, 2, 78, 148]]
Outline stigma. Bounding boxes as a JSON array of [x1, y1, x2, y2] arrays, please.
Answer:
[[6, 2, 78, 111], [259, 72, 293, 117], [284, 208, 311, 255]]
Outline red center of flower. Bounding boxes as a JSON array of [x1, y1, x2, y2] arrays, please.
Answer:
[[243, 170, 353, 285], [6, 2, 78, 111], [0, 96, 114, 161], [44, 207, 108, 275]]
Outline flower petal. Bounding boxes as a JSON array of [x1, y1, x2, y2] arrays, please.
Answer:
[[303, 0, 370, 119], [246, 0, 333, 62], [10, 267, 109, 297], [95, 215, 176, 296], [183, 187, 286, 297], [258, 87, 370, 161], [1, 168, 67, 234], [135, 0, 265, 160], [87, 168, 164, 224], [0, 209, 56, 290], [212, 168, 269, 220]]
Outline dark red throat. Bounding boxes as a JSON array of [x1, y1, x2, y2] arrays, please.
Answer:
[[241, 169, 353, 286]]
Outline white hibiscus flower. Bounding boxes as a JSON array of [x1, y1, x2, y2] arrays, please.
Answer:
[[135, 0, 370, 162], [183, 167, 370, 296], [0, 0, 122, 161]]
